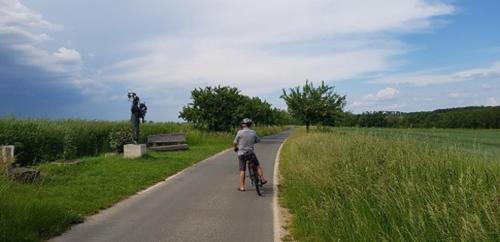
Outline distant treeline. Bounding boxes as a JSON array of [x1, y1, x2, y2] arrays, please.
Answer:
[[339, 106, 500, 129]]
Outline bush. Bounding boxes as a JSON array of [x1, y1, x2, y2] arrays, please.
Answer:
[[109, 125, 132, 153], [62, 130, 78, 160]]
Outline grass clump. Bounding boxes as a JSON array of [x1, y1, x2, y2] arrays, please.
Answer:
[[280, 129, 500, 241]]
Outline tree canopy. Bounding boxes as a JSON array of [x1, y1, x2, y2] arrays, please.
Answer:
[[281, 80, 346, 132], [179, 85, 291, 131]]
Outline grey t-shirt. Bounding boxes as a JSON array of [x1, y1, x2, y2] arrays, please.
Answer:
[[233, 127, 260, 156]]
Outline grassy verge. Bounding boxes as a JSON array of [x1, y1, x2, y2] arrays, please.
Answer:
[[280, 129, 500, 241], [0, 126, 287, 242]]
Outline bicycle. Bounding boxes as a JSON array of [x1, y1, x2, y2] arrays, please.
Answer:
[[243, 152, 263, 196]]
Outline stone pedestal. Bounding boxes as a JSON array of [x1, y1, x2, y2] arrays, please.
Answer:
[[123, 144, 146, 159], [1, 145, 15, 163], [1, 145, 15, 174]]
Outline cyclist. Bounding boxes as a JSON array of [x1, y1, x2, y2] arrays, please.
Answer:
[[233, 118, 268, 191]]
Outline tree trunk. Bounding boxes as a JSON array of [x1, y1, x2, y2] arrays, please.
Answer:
[[306, 122, 310, 133]]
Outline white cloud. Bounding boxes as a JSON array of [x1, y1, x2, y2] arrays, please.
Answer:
[[105, 46, 397, 95], [102, 0, 454, 95], [0, 0, 109, 99], [487, 97, 499, 106], [53, 47, 82, 64], [371, 61, 500, 86], [367, 87, 400, 101], [351, 87, 400, 108], [448, 92, 470, 98], [0, 0, 59, 43], [0, 0, 86, 81]]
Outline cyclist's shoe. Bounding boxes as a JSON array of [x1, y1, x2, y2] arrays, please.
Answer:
[[261, 179, 268, 185]]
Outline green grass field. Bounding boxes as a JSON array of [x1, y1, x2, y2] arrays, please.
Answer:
[[335, 127, 500, 157], [280, 128, 500, 241], [0, 122, 285, 242]]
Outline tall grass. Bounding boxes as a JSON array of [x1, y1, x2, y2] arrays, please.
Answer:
[[280, 129, 500, 241], [0, 177, 80, 242], [0, 118, 192, 164], [0, 117, 288, 165]]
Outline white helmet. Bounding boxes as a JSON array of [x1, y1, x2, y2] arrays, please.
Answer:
[[241, 118, 253, 125]]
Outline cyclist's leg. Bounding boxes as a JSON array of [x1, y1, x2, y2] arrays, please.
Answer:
[[238, 155, 246, 190], [239, 171, 245, 190]]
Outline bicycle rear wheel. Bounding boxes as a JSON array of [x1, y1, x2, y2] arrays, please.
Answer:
[[247, 161, 262, 196], [251, 166, 262, 196], [254, 174, 262, 196]]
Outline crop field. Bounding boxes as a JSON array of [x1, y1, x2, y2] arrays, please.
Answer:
[[0, 118, 285, 241], [336, 127, 500, 157], [280, 128, 500, 241]]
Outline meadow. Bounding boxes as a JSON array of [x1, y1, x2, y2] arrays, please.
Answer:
[[0, 118, 285, 241], [336, 127, 500, 157], [280, 128, 500, 241]]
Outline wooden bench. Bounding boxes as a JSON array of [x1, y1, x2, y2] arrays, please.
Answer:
[[147, 133, 189, 151]]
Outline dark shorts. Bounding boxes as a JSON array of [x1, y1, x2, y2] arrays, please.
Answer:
[[237, 152, 260, 172]]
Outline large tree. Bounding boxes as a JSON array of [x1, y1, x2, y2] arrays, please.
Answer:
[[281, 80, 346, 132], [179, 86, 244, 131]]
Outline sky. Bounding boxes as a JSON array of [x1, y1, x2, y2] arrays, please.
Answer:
[[1, 0, 499, 121]]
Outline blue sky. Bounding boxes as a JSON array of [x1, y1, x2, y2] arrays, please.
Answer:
[[1, 0, 499, 121]]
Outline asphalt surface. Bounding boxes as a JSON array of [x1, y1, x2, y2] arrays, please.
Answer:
[[50, 130, 290, 242]]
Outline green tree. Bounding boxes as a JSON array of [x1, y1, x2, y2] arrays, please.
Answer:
[[179, 86, 244, 131], [270, 108, 295, 125], [281, 80, 346, 132], [236, 96, 274, 126]]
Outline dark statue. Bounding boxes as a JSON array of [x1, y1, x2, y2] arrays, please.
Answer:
[[128, 91, 148, 143]]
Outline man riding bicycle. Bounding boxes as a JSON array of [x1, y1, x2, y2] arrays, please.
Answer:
[[233, 118, 268, 191]]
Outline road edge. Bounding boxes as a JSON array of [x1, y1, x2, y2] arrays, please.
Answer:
[[273, 138, 286, 242]]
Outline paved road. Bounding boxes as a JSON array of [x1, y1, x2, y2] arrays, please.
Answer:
[[50, 130, 290, 242]]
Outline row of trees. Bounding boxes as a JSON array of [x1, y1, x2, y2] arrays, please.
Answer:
[[179, 81, 347, 132], [179, 86, 294, 131], [339, 106, 500, 128], [179, 82, 500, 131]]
